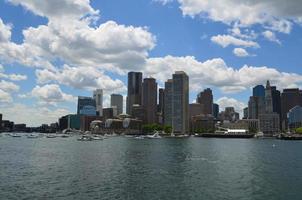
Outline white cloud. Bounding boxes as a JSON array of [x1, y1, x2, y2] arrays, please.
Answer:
[[153, 0, 173, 5], [144, 56, 302, 93], [35, 65, 126, 93], [174, 0, 302, 33], [0, 103, 70, 126], [0, 80, 19, 92], [233, 48, 249, 57], [211, 35, 260, 48], [31, 84, 75, 105], [262, 30, 281, 44], [216, 96, 247, 117], [0, 89, 12, 103]]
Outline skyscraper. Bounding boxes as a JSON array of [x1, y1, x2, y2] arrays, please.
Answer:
[[164, 79, 173, 126], [259, 81, 280, 136], [213, 103, 219, 119], [243, 107, 248, 119], [127, 72, 142, 115], [253, 85, 265, 97], [77, 96, 96, 115], [196, 88, 213, 115], [142, 77, 157, 124], [172, 71, 189, 134], [158, 88, 165, 114], [281, 88, 302, 130], [111, 94, 123, 115], [93, 89, 103, 116]]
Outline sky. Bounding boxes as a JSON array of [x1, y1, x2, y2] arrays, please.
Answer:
[[0, 0, 302, 126]]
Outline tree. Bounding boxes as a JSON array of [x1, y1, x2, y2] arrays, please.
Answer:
[[296, 127, 302, 134]]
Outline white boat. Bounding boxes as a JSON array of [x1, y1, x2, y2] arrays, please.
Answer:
[[91, 135, 103, 140], [146, 131, 162, 139], [134, 135, 145, 139], [77, 135, 93, 141], [61, 134, 69, 138], [10, 133, 22, 137], [27, 134, 39, 139], [46, 134, 57, 138]]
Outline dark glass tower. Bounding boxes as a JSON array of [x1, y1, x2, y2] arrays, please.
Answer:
[[126, 72, 142, 115], [213, 103, 219, 119], [142, 78, 157, 124], [253, 85, 265, 97]]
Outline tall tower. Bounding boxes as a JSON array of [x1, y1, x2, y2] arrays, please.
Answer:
[[93, 89, 103, 116], [111, 94, 123, 115], [164, 79, 173, 126], [127, 72, 142, 115], [142, 78, 157, 124], [196, 88, 213, 115], [172, 71, 189, 134], [265, 80, 273, 113]]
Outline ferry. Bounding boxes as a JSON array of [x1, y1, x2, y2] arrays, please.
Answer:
[[201, 129, 254, 138]]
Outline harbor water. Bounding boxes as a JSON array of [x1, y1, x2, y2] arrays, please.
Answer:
[[1, 135, 302, 200]]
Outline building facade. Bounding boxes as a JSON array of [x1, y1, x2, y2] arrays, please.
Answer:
[[127, 72, 142, 115], [213, 103, 219, 119], [111, 94, 123, 115], [77, 96, 96, 115], [142, 78, 157, 124], [93, 89, 103, 116], [288, 106, 302, 130], [172, 71, 189, 134], [196, 88, 213, 115], [164, 79, 173, 126]]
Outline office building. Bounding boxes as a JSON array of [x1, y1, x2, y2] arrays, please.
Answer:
[[103, 108, 114, 120], [281, 88, 302, 130], [213, 103, 219, 119], [243, 107, 248, 119], [253, 85, 265, 97], [158, 88, 165, 113], [196, 88, 213, 115], [93, 89, 103, 116], [259, 81, 280, 136], [111, 94, 123, 115], [142, 78, 157, 124], [164, 79, 173, 126], [127, 72, 142, 115], [79, 105, 96, 116], [172, 71, 189, 134], [288, 106, 302, 130], [77, 96, 96, 114]]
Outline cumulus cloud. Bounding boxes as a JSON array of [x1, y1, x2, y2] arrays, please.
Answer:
[[0, 80, 19, 92], [0, 89, 12, 103], [262, 30, 281, 44], [31, 84, 75, 105], [0, 103, 70, 126], [174, 0, 302, 33], [211, 35, 260, 48], [35, 65, 126, 93], [233, 48, 250, 57], [0, 65, 27, 81], [216, 96, 247, 117], [144, 56, 302, 93]]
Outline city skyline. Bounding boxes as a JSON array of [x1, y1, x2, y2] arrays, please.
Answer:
[[1, 0, 302, 126]]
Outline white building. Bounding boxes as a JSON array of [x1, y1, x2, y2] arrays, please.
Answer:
[[93, 89, 103, 116]]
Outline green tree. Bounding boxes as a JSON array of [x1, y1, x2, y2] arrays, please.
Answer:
[[296, 127, 302, 134]]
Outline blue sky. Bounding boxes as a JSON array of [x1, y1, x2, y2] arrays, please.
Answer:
[[0, 0, 302, 126]]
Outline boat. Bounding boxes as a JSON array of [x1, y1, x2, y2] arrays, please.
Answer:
[[146, 131, 162, 139], [77, 135, 93, 141], [46, 134, 57, 138], [91, 135, 103, 140], [27, 134, 39, 139], [201, 129, 254, 138], [134, 135, 145, 139], [10, 133, 22, 137], [61, 134, 69, 138]]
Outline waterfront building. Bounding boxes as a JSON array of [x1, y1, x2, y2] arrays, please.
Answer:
[[132, 104, 145, 122], [79, 105, 96, 116], [111, 94, 123, 115], [189, 103, 204, 131], [103, 108, 114, 120], [259, 81, 280, 136], [80, 116, 102, 131], [142, 77, 157, 124], [222, 119, 259, 133], [59, 114, 81, 130], [243, 107, 248, 119], [126, 72, 142, 115], [172, 71, 189, 134], [2, 120, 14, 132], [164, 79, 173, 126], [191, 114, 215, 133], [77, 96, 96, 115], [14, 124, 27, 132], [213, 103, 219, 119], [288, 106, 302, 130], [196, 88, 213, 115], [219, 107, 239, 122], [281, 88, 302, 130], [93, 89, 103, 116], [253, 85, 265, 97]]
